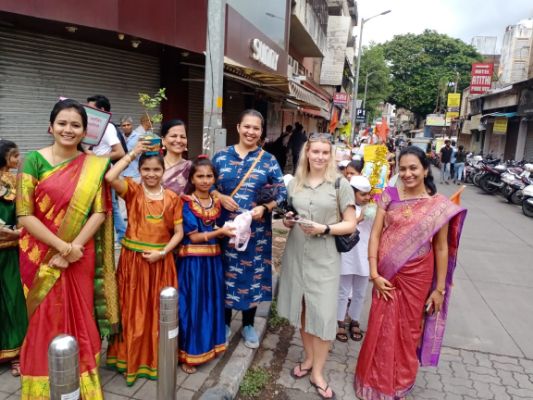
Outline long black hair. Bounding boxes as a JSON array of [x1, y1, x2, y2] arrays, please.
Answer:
[[49, 99, 88, 130], [185, 156, 217, 195], [0, 140, 18, 169], [399, 146, 437, 195]]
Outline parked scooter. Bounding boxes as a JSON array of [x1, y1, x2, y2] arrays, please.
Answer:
[[522, 183, 533, 217]]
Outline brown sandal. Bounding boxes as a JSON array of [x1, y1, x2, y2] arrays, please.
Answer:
[[310, 379, 337, 399], [10, 359, 20, 377], [181, 363, 197, 374], [335, 321, 348, 343], [349, 320, 363, 341], [290, 362, 312, 379]]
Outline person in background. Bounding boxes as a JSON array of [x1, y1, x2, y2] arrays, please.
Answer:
[[86, 95, 126, 246], [288, 122, 307, 174], [338, 159, 350, 177], [271, 125, 292, 172], [17, 99, 116, 398], [278, 132, 357, 400], [0, 140, 27, 377], [211, 109, 287, 349], [450, 140, 457, 180], [161, 119, 192, 196], [439, 140, 453, 184], [336, 176, 373, 344], [454, 145, 466, 184], [105, 140, 183, 386], [354, 146, 467, 399], [133, 114, 152, 137], [177, 156, 235, 374], [120, 116, 140, 181], [345, 159, 364, 181]]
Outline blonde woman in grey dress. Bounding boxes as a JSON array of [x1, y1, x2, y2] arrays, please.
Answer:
[[278, 133, 357, 400]]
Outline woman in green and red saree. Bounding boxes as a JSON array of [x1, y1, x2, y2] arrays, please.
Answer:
[[355, 146, 467, 400], [0, 140, 27, 377], [16, 99, 119, 400]]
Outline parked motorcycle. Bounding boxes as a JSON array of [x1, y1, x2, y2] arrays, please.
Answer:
[[522, 183, 533, 217], [479, 162, 506, 194]]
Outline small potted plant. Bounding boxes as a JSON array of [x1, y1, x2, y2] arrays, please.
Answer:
[[138, 88, 167, 155]]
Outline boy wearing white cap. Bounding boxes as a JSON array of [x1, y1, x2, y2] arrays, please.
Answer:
[[336, 176, 374, 342]]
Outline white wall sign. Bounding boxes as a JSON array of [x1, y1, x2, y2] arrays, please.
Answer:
[[250, 38, 279, 71]]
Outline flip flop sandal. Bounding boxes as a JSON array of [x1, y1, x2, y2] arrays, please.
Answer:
[[11, 360, 20, 377], [289, 362, 312, 379], [349, 320, 364, 341], [335, 321, 348, 343], [181, 363, 197, 374], [309, 379, 336, 400]]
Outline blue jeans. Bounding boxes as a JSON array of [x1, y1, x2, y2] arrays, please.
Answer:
[[454, 162, 465, 182], [112, 189, 126, 243], [440, 162, 451, 182]]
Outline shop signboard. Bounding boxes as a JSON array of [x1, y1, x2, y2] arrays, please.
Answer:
[[447, 93, 461, 109], [493, 117, 508, 134], [333, 92, 349, 106], [470, 63, 493, 94], [445, 111, 459, 125], [426, 114, 446, 126]]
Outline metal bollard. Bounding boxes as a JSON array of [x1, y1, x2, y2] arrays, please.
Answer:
[[48, 334, 80, 400], [158, 286, 179, 400]]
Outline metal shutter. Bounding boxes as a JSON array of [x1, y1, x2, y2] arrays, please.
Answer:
[[525, 121, 533, 162], [0, 27, 160, 154], [187, 67, 204, 156]]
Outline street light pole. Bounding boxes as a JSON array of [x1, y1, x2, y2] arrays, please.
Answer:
[[350, 9, 391, 144], [363, 71, 376, 125]]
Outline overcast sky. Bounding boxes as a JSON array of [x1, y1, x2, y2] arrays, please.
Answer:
[[356, 0, 533, 53]]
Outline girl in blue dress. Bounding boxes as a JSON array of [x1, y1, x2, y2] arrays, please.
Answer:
[[212, 109, 287, 348], [178, 156, 235, 374]]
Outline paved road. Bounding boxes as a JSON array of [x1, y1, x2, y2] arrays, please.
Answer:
[[269, 180, 533, 399]]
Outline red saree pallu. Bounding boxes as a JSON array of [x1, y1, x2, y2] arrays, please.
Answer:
[[355, 187, 467, 400], [17, 153, 118, 400]]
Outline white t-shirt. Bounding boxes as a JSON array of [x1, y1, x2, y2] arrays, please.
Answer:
[[90, 123, 120, 156], [340, 204, 373, 276]]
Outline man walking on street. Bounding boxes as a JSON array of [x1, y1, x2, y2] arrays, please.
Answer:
[[439, 139, 453, 184], [288, 122, 307, 174]]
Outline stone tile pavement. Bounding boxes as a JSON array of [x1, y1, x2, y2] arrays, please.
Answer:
[[256, 328, 533, 400]]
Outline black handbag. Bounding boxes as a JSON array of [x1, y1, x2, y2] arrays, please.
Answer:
[[334, 177, 360, 253]]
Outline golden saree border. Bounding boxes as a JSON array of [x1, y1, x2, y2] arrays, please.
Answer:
[[122, 237, 166, 252], [16, 173, 38, 217], [20, 363, 103, 400], [178, 343, 226, 365], [26, 155, 110, 317], [178, 244, 221, 257], [0, 240, 18, 249], [106, 356, 158, 386], [0, 346, 21, 361]]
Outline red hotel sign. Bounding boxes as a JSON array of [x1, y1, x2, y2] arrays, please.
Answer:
[[333, 92, 349, 106], [470, 63, 494, 94]]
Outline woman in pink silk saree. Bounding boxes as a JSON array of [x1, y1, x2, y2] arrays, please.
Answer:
[[355, 147, 467, 400]]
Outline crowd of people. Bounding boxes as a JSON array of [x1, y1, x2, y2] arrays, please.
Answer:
[[0, 97, 467, 400]]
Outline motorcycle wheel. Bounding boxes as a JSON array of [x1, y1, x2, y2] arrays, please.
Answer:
[[510, 190, 523, 205], [473, 173, 482, 186], [480, 174, 499, 194], [522, 198, 533, 217]]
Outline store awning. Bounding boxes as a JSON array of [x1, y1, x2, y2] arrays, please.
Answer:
[[288, 80, 330, 115]]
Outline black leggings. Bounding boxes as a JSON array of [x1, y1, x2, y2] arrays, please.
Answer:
[[225, 307, 257, 327]]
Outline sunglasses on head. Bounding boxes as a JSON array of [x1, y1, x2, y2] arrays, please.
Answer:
[[309, 133, 332, 141]]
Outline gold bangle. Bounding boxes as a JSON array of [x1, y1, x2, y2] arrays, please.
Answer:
[[369, 275, 381, 281]]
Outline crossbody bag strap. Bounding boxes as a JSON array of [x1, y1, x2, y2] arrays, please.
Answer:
[[335, 177, 342, 223], [230, 150, 265, 197]]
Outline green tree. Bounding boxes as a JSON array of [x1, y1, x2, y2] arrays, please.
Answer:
[[358, 43, 392, 123], [381, 29, 482, 122]]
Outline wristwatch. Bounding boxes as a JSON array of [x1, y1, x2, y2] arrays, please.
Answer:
[[323, 225, 331, 235]]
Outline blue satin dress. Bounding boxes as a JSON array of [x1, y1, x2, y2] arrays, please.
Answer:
[[177, 195, 226, 365]]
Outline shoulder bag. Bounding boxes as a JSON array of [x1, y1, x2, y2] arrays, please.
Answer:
[[334, 177, 360, 253]]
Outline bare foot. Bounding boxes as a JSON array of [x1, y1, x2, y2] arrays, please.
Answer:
[[181, 363, 197, 374]]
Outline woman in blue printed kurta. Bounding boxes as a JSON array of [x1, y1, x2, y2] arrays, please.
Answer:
[[212, 109, 287, 349]]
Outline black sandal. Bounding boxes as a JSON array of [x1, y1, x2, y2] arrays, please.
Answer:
[[335, 321, 348, 343], [349, 320, 364, 341], [310, 379, 337, 399], [290, 362, 312, 379]]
